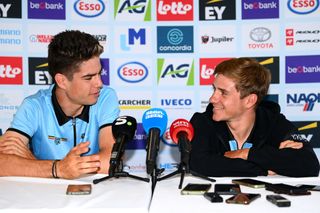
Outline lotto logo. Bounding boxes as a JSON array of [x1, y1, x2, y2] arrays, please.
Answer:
[[0, 57, 23, 84], [157, 0, 193, 21]]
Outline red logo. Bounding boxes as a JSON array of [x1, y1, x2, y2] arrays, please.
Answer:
[[286, 38, 294, 46], [199, 58, 231, 85], [0, 57, 23, 85], [157, 0, 193, 21], [285, 28, 295, 46], [286, 29, 294, 36]]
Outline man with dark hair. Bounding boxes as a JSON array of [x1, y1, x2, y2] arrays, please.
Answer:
[[190, 58, 319, 177], [0, 30, 120, 179]]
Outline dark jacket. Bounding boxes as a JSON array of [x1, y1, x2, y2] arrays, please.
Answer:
[[189, 101, 320, 177]]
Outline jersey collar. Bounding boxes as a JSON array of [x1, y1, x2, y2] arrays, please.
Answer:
[[51, 85, 90, 126]]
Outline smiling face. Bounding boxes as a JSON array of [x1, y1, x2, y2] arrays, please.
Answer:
[[209, 74, 249, 122], [62, 56, 103, 107]]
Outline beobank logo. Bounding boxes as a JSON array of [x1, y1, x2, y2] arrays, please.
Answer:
[[199, 58, 231, 85], [0, 57, 23, 85], [287, 0, 319, 14], [157, 0, 193, 21], [117, 61, 148, 83], [74, 0, 105, 17]]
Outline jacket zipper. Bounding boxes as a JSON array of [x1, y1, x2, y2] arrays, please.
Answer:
[[72, 118, 76, 147]]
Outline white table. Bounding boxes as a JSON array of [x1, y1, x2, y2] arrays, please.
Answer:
[[0, 174, 151, 213], [150, 174, 320, 213]]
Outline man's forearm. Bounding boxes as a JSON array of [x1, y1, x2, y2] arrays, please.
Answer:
[[0, 153, 53, 178]]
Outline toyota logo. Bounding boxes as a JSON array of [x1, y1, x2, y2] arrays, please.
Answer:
[[250, 27, 271, 42]]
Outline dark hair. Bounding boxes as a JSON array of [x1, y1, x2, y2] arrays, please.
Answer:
[[48, 30, 103, 83], [214, 58, 271, 106]]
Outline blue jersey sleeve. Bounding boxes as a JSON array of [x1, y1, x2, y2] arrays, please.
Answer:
[[10, 97, 40, 138], [96, 86, 120, 128]]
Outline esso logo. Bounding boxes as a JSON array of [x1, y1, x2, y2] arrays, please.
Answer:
[[74, 0, 105, 17], [118, 62, 148, 83], [288, 0, 319, 14], [161, 128, 177, 147]]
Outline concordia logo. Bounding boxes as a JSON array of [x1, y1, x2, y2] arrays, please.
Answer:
[[287, 0, 319, 14], [74, 0, 105, 17]]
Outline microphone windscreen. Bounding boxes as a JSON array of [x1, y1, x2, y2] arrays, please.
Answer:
[[112, 116, 137, 140], [142, 108, 168, 136], [169, 118, 194, 144]]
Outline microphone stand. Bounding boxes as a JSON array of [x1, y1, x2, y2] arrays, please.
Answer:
[[93, 159, 150, 184], [157, 133, 215, 189], [146, 128, 165, 194]]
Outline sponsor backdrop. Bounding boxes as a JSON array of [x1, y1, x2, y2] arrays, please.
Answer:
[[0, 0, 320, 173]]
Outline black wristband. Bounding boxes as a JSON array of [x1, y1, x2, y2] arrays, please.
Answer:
[[52, 160, 60, 178]]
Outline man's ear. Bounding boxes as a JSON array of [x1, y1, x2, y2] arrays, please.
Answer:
[[246, 93, 258, 109], [54, 73, 67, 90]]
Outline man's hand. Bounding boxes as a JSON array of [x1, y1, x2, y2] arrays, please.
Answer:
[[279, 140, 303, 149], [224, 148, 250, 160], [0, 135, 35, 159], [57, 141, 101, 179]]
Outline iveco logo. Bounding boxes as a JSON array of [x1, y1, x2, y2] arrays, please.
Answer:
[[250, 27, 271, 42], [167, 28, 183, 45], [74, 0, 105, 18], [117, 62, 148, 83]]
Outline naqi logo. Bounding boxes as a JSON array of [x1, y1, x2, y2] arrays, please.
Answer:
[[74, 0, 105, 17], [287, 92, 320, 111], [157, 0, 193, 21], [117, 61, 148, 83], [287, 0, 319, 14]]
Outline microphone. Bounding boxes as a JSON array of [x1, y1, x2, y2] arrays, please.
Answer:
[[169, 119, 194, 166], [142, 108, 168, 175], [109, 116, 137, 176]]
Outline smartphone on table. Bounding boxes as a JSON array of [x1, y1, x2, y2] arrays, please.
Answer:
[[296, 184, 320, 191], [266, 194, 291, 207], [181, 183, 212, 195], [232, 178, 268, 188], [265, 183, 311, 196], [203, 192, 223, 203], [226, 193, 261, 205], [214, 183, 241, 195], [66, 184, 92, 195]]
